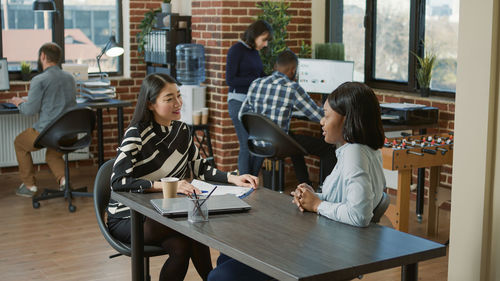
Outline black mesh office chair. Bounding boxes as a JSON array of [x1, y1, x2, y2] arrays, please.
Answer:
[[241, 112, 307, 192], [94, 159, 168, 281], [32, 107, 95, 212], [371, 192, 390, 223]]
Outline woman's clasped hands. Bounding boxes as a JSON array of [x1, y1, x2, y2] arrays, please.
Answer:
[[291, 183, 322, 213]]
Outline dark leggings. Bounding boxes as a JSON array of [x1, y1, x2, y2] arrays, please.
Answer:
[[110, 217, 212, 281]]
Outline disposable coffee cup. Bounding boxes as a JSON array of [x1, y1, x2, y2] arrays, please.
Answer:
[[192, 110, 202, 125], [201, 107, 209, 124], [161, 177, 179, 198]]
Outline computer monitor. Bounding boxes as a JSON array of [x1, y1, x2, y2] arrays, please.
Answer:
[[298, 58, 354, 94]]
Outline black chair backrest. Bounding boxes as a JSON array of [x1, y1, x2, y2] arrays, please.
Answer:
[[93, 158, 131, 256], [241, 112, 307, 159], [371, 192, 390, 223], [34, 106, 96, 153]]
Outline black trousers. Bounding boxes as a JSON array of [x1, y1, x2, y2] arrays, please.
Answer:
[[290, 134, 337, 186]]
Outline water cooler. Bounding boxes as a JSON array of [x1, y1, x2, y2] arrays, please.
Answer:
[[176, 43, 206, 124], [179, 85, 206, 124]]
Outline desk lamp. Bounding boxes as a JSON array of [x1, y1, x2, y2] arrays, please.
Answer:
[[96, 36, 124, 75], [33, 0, 56, 12]]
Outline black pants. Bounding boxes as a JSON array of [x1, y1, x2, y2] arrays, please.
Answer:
[[290, 134, 337, 186]]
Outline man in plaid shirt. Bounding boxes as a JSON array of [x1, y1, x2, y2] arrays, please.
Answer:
[[239, 50, 336, 186]]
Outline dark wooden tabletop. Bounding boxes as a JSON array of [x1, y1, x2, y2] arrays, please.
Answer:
[[112, 188, 446, 281]]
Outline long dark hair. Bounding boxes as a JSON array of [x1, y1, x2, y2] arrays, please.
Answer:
[[128, 73, 179, 128], [327, 82, 385, 150], [242, 20, 273, 49]]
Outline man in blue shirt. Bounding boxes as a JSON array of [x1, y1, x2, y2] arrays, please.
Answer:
[[239, 49, 336, 186], [10, 43, 77, 197]]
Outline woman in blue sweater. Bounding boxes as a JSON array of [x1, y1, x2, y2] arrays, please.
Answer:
[[293, 82, 386, 227], [226, 20, 272, 176]]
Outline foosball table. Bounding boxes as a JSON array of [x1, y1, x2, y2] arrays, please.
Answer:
[[382, 133, 453, 235]]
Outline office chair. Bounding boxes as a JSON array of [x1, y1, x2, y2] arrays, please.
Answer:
[[241, 112, 307, 192], [32, 107, 95, 212], [93, 159, 169, 281], [371, 192, 390, 223]]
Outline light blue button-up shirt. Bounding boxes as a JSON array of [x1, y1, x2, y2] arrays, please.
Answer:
[[317, 143, 386, 227]]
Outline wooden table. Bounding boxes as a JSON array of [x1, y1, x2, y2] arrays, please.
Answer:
[[111, 188, 446, 281]]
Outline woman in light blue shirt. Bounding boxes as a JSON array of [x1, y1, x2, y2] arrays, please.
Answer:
[[293, 82, 386, 227]]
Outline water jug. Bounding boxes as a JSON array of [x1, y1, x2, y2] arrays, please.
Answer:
[[176, 44, 205, 85]]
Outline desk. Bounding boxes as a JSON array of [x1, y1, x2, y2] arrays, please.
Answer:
[[112, 188, 446, 281], [0, 99, 132, 166], [81, 99, 132, 166]]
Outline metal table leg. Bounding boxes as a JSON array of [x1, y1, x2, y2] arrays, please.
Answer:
[[401, 263, 418, 281], [97, 108, 104, 167], [131, 210, 145, 281]]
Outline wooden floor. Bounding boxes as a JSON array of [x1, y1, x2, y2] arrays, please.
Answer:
[[0, 165, 450, 281]]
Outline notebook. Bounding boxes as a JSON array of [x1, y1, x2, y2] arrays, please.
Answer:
[[150, 194, 251, 217]]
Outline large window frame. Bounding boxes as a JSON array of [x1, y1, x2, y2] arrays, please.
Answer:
[[0, 0, 123, 81], [326, 0, 456, 97]]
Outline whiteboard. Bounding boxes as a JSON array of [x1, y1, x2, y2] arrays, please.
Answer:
[[298, 58, 354, 94]]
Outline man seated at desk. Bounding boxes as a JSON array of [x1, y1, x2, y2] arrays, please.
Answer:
[[10, 42, 77, 197], [239, 49, 336, 185]]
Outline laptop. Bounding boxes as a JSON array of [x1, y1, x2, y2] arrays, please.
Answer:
[[150, 194, 251, 217]]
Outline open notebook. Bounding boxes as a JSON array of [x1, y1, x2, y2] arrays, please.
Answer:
[[150, 194, 251, 217]]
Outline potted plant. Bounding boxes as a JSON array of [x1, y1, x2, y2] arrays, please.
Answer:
[[136, 8, 161, 59], [161, 0, 171, 14], [256, 1, 291, 75], [412, 48, 436, 97], [20, 61, 31, 81]]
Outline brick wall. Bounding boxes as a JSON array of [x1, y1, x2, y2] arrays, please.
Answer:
[[0, 0, 455, 197], [0, 0, 158, 173], [191, 0, 313, 173]]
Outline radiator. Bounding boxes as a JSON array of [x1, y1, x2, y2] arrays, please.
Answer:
[[0, 114, 90, 168]]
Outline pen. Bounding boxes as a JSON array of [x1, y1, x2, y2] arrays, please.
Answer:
[[198, 185, 217, 209]]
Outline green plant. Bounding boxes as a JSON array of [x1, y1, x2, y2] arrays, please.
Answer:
[[20, 61, 31, 74], [299, 40, 312, 58], [256, 1, 291, 75], [412, 48, 436, 89], [314, 43, 345, 60], [136, 8, 161, 58], [163, 0, 171, 3]]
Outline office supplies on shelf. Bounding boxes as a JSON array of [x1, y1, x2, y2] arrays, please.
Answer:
[[380, 103, 438, 125]]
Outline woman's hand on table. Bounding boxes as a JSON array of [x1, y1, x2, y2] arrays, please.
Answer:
[[152, 180, 201, 195], [291, 183, 320, 213], [228, 174, 259, 189], [177, 180, 202, 195]]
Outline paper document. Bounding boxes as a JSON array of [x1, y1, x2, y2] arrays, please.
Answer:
[[191, 179, 253, 198]]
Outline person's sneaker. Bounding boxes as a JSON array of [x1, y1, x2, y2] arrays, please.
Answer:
[[59, 179, 66, 191], [16, 183, 36, 197]]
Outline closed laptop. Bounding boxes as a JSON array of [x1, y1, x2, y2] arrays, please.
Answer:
[[151, 194, 251, 217]]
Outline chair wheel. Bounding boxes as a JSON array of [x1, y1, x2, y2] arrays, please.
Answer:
[[69, 205, 76, 212], [33, 201, 40, 209]]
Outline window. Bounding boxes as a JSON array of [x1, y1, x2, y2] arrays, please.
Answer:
[[327, 0, 459, 95], [1, 0, 122, 78]]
